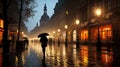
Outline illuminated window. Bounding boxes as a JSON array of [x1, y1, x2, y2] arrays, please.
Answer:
[[91, 25, 112, 42], [91, 28, 98, 41], [101, 25, 112, 41], [73, 30, 76, 41], [0, 19, 3, 42], [0, 19, 3, 28], [81, 30, 88, 41]]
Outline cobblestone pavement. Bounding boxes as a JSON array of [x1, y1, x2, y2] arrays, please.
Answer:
[[1, 41, 120, 67]]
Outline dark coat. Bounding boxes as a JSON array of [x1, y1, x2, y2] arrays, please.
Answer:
[[40, 36, 48, 47]]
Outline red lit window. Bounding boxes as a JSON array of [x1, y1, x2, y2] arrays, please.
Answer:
[[81, 30, 88, 41], [0, 19, 3, 28]]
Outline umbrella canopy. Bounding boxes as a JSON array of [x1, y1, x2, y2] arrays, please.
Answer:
[[38, 33, 49, 38]]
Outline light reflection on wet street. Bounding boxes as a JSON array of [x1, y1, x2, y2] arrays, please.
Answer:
[[0, 41, 116, 67], [15, 41, 113, 67]]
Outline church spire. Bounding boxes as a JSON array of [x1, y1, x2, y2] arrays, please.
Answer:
[[44, 4, 47, 14], [40, 3, 49, 22]]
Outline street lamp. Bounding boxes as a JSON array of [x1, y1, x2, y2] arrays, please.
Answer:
[[65, 25, 68, 46], [75, 19, 80, 48], [95, 8, 102, 51], [95, 8, 101, 17], [58, 29, 60, 32], [58, 29, 60, 45], [76, 19, 80, 25]]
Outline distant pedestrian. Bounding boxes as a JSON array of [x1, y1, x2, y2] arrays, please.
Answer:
[[39, 35, 48, 59]]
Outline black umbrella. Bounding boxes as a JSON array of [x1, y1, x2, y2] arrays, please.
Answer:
[[38, 33, 49, 38]]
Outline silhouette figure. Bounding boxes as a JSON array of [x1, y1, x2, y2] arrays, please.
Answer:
[[40, 35, 48, 60], [23, 38, 29, 49], [42, 59, 47, 67]]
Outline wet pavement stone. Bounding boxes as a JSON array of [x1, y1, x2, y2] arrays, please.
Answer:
[[0, 41, 117, 67]]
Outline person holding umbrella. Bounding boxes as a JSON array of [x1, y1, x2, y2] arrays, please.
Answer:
[[38, 33, 49, 60]]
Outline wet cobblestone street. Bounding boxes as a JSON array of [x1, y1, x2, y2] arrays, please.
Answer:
[[14, 41, 114, 67], [1, 41, 120, 67], [1, 0, 120, 67]]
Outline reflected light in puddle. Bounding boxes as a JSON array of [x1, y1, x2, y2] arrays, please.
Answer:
[[80, 46, 88, 65], [101, 51, 113, 65], [62, 46, 66, 56]]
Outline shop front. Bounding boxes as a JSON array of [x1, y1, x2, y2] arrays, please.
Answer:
[[90, 24, 112, 43], [80, 29, 88, 42]]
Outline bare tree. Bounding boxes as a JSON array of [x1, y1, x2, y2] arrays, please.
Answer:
[[17, 0, 36, 40], [17, 0, 37, 22], [2, 0, 36, 54]]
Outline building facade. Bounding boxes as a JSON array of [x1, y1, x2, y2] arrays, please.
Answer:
[[68, 0, 120, 44], [30, 0, 120, 44], [49, 0, 120, 44], [0, 0, 28, 42]]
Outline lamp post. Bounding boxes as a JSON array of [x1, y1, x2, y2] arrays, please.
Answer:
[[65, 25, 68, 46], [53, 31, 55, 44], [95, 8, 102, 51], [58, 29, 60, 45], [76, 19, 80, 48]]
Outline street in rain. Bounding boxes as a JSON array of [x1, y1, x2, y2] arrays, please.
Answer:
[[0, 41, 115, 67], [0, 0, 120, 67]]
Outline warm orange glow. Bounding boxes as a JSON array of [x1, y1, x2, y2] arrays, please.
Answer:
[[95, 8, 102, 17], [65, 25, 68, 29], [100, 25, 112, 41], [80, 46, 88, 65], [91, 28, 98, 41], [58, 29, 60, 32], [22, 32, 24, 35], [53, 31, 55, 34], [0, 19, 3, 44], [0, 32, 3, 44], [76, 19, 80, 25], [0, 19, 3, 28], [73, 30, 76, 41], [101, 52, 113, 66], [81, 30, 88, 41], [91, 24, 112, 42]]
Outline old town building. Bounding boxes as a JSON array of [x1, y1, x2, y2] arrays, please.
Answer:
[[39, 4, 50, 33], [49, 0, 120, 44], [30, 0, 120, 44], [0, 0, 28, 43], [30, 4, 50, 38]]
